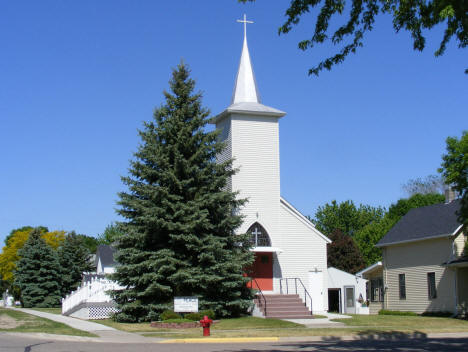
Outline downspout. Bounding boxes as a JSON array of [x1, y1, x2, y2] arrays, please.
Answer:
[[383, 247, 388, 310], [451, 237, 458, 317], [454, 267, 458, 317]]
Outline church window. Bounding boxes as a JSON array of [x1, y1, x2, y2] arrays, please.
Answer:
[[248, 223, 271, 247]]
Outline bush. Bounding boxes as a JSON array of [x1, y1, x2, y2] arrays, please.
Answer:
[[199, 309, 215, 319], [421, 311, 453, 317], [378, 310, 418, 316], [183, 310, 215, 321], [160, 310, 181, 321], [184, 312, 202, 321], [161, 318, 193, 323]]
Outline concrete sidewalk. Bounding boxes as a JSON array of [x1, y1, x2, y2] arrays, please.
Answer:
[[285, 312, 351, 327], [11, 308, 115, 332], [9, 307, 162, 343]]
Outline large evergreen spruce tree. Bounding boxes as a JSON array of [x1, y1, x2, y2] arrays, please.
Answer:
[[112, 63, 253, 322], [15, 228, 62, 307], [58, 231, 94, 297]]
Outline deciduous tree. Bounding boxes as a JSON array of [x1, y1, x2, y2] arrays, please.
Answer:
[[97, 223, 123, 245], [313, 200, 385, 238], [402, 175, 446, 196], [239, 1, 468, 76], [439, 131, 468, 228], [354, 193, 445, 265], [386, 193, 445, 221], [327, 229, 365, 273], [0, 227, 64, 286]]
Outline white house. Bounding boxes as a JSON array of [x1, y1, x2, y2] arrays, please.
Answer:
[[95, 245, 116, 275], [62, 245, 122, 319], [212, 16, 330, 317], [327, 267, 369, 315]]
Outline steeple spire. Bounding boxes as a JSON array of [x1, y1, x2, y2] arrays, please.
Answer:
[[231, 14, 260, 104]]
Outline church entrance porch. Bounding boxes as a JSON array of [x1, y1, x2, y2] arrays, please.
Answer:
[[247, 252, 273, 291]]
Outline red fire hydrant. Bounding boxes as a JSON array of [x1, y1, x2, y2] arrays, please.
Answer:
[[199, 315, 213, 336]]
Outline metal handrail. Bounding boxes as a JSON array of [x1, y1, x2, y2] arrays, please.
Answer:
[[250, 278, 267, 316], [279, 278, 313, 315]]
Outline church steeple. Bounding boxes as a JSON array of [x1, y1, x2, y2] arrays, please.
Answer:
[[211, 14, 285, 124], [231, 14, 260, 104]]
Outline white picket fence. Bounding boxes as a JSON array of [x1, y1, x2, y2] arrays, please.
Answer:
[[62, 277, 124, 317]]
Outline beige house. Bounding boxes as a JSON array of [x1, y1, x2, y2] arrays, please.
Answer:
[[359, 195, 467, 316], [357, 262, 384, 315]]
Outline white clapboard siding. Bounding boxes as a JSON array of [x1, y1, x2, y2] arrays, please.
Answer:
[[383, 238, 457, 314], [453, 232, 466, 257], [216, 116, 232, 192], [277, 199, 329, 312], [230, 114, 281, 238]]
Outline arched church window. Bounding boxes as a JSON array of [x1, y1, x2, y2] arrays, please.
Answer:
[[248, 223, 271, 247]]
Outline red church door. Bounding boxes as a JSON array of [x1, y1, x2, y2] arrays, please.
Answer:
[[248, 252, 273, 291]]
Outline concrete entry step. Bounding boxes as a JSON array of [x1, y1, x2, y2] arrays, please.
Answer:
[[253, 293, 313, 319], [267, 307, 310, 313], [268, 314, 315, 319]]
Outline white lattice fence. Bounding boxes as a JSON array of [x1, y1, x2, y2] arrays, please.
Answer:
[[89, 305, 120, 319], [62, 277, 124, 318]]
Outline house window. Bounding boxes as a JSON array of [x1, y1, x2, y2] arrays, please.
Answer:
[[248, 223, 271, 247], [427, 272, 437, 299], [399, 274, 406, 300], [370, 278, 384, 302]]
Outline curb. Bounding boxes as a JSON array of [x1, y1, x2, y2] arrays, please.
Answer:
[[158, 332, 468, 344], [159, 337, 280, 343]]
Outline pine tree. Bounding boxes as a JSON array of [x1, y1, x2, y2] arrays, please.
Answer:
[[58, 231, 94, 297], [14, 228, 62, 307], [112, 63, 254, 322]]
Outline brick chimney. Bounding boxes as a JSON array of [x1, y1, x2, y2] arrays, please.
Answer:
[[445, 187, 456, 203]]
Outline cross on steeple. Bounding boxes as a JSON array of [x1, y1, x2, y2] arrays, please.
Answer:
[[237, 14, 253, 39]]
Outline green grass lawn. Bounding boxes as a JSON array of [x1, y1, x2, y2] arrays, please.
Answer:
[[96, 314, 468, 339], [332, 314, 468, 332], [28, 307, 62, 315], [213, 317, 303, 330], [0, 308, 96, 337]]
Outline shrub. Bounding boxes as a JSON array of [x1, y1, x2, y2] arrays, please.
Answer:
[[421, 311, 453, 317], [185, 312, 202, 321], [378, 310, 418, 316], [160, 310, 181, 321], [199, 309, 216, 319], [160, 318, 193, 323]]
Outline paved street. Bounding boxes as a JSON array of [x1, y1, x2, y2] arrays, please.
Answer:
[[1, 333, 467, 352]]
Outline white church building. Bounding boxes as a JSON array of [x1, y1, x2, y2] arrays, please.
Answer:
[[212, 16, 331, 317], [62, 17, 332, 320]]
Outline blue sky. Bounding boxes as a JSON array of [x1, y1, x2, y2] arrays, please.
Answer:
[[0, 1, 466, 244]]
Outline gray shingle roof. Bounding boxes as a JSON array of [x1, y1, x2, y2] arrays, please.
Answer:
[[96, 245, 116, 268], [376, 199, 461, 247]]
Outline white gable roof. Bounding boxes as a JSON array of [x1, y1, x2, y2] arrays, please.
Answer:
[[280, 197, 331, 244]]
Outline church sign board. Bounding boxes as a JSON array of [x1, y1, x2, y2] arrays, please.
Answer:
[[174, 296, 198, 312]]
